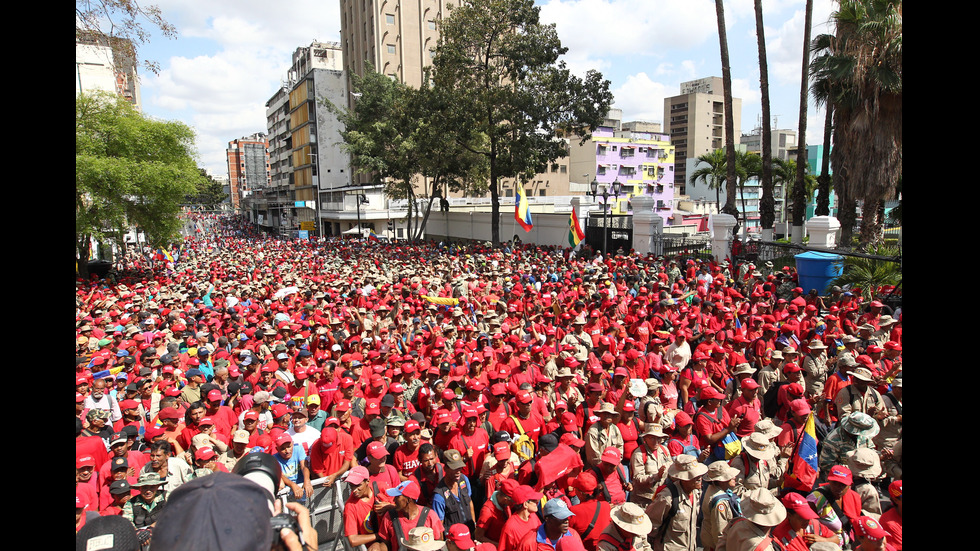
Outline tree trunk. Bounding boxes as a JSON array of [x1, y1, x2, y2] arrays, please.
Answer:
[[415, 195, 438, 242], [740, 186, 748, 240], [858, 197, 883, 251], [792, 0, 813, 244], [815, 102, 833, 216], [716, 0, 739, 218], [755, 0, 775, 231]]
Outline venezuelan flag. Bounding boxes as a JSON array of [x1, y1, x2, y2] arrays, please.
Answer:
[[515, 187, 533, 232], [160, 248, 175, 262], [567, 207, 584, 247], [367, 229, 380, 242], [783, 412, 819, 492]]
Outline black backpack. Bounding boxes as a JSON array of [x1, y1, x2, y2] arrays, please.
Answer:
[[762, 381, 788, 419]]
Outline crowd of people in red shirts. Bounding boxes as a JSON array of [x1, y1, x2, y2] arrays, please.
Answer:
[[76, 214, 902, 551]]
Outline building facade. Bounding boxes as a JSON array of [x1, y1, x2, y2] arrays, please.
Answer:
[[75, 33, 141, 110], [663, 77, 741, 196], [226, 134, 271, 213], [741, 128, 798, 161], [570, 111, 676, 226]]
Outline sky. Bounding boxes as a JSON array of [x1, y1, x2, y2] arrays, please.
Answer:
[[131, 0, 837, 176]]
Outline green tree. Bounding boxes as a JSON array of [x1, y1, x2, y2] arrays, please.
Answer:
[[184, 168, 228, 210], [773, 158, 817, 228], [327, 68, 487, 242], [431, 0, 613, 244], [811, 0, 902, 249], [76, 92, 203, 278], [690, 149, 729, 212], [734, 150, 759, 238], [76, 0, 176, 75]]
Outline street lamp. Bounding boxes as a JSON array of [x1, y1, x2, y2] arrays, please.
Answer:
[[355, 193, 368, 237], [589, 178, 621, 254]]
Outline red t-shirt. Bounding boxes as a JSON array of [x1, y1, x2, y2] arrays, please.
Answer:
[[771, 518, 837, 551], [500, 412, 544, 445], [568, 500, 611, 549], [450, 428, 490, 478], [693, 406, 731, 442], [393, 444, 422, 478], [343, 494, 375, 537], [309, 432, 354, 478], [476, 494, 510, 542], [499, 513, 542, 551], [377, 506, 443, 551], [880, 506, 902, 550]]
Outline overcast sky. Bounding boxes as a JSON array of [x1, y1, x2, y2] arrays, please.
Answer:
[[132, 0, 836, 176]]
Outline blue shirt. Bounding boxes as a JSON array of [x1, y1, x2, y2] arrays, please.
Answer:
[[275, 444, 308, 484]]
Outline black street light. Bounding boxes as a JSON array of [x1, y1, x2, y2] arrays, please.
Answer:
[[589, 178, 621, 254], [355, 193, 369, 236]]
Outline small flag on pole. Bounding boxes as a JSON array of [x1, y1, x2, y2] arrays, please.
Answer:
[[568, 207, 585, 247], [783, 412, 819, 492], [515, 187, 533, 232]]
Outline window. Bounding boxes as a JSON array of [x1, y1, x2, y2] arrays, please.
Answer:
[[560, 165, 566, 173], [619, 166, 636, 176], [386, 14, 395, 24], [597, 166, 606, 175], [539, 189, 546, 196], [428, 20, 436, 30], [387, 44, 396, 54]]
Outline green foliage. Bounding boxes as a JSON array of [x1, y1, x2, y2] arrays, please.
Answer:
[[831, 245, 902, 298], [431, 0, 613, 243], [76, 92, 202, 272], [325, 67, 488, 241], [185, 168, 228, 209], [690, 149, 729, 211]]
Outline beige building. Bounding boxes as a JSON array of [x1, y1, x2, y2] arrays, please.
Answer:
[[663, 77, 741, 195], [741, 128, 799, 161], [340, 0, 453, 99]]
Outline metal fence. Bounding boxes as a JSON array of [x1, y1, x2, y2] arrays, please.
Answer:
[[278, 477, 355, 551], [585, 214, 633, 253], [735, 240, 903, 272], [651, 235, 713, 262]]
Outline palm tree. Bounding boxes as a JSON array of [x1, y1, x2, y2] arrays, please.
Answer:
[[754, 0, 776, 239], [831, 245, 901, 297], [773, 158, 817, 232], [715, 0, 740, 225], [791, 0, 815, 244], [690, 149, 728, 211], [811, 0, 902, 249], [813, 75, 834, 217], [734, 150, 759, 239]]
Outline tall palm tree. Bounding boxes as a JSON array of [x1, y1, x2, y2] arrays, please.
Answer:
[[774, 158, 818, 229], [811, 0, 902, 249], [813, 76, 834, 217], [690, 149, 728, 211], [754, 0, 776, 239], [792, 0, 814, 244], [715, 0, 740, 227]]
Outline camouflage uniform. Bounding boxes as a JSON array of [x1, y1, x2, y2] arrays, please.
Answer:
[[818, 427, 875, 475]]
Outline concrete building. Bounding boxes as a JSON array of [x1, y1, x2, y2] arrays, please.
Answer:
[[226, 133, 271, 213], [741, 128, 798, 161], [570, 110, 676, 226], [663, 77, 741, 196], [340, 0, 453, 97], [75, 32, 141, 110], [249, 42, 353, 237]]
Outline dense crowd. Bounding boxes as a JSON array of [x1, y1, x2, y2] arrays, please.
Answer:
[[76, 214, 902, 551]]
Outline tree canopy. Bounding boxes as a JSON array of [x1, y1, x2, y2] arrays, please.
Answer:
[[76, 92, 203, 277], [185, 168, 229, 210], [76, 0, 176, 75], [431, 0, 613, 244]]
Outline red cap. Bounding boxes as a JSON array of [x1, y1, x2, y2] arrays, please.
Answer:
[[367, 441, 388, 459], [447, 524, 476, 548], [827, 465, 853, 485]]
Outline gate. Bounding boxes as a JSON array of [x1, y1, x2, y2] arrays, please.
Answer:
[[586, 214, 632, 254]]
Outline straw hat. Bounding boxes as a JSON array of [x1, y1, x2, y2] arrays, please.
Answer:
[[740, 488, 787, 527], [741, 433, 777, 461], [610, 502, 653, 536], [667, 455, 708, 481]]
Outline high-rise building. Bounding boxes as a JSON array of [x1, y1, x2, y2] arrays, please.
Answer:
[[663, 77, 741, 195], [253, 42, 352, 236], [75, 32, 141, 110], [741, 128, 799, 161], [339, 0, 454, 100], [226, 134, 271, 213]]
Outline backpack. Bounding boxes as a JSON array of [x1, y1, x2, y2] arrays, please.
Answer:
[[762, 381, 788, 419], [695, 408, 742, 461], [652, 479, 680, 543], [509, 415, 536, 461]]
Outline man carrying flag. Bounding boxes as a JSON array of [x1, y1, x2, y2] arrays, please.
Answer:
[[515, 186, 533, 232], [568, 207, 585, 248], [779, 399, 818, 492]]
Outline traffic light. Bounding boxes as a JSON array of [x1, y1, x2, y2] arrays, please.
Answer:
[[387, 220, 394, 233]]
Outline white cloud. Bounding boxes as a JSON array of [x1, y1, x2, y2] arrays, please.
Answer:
[[611, 72, 669, 123], [540, 0, 719, 63]]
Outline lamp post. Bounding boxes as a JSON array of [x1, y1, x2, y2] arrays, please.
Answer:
[[355, 193, 368, 237], [589, 178, 621, 254]]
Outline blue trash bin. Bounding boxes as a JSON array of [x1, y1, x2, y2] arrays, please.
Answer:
[[794, 251, 843, 295]]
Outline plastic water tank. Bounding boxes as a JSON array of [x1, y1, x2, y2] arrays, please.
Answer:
[[794, 251, 843, 295]]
